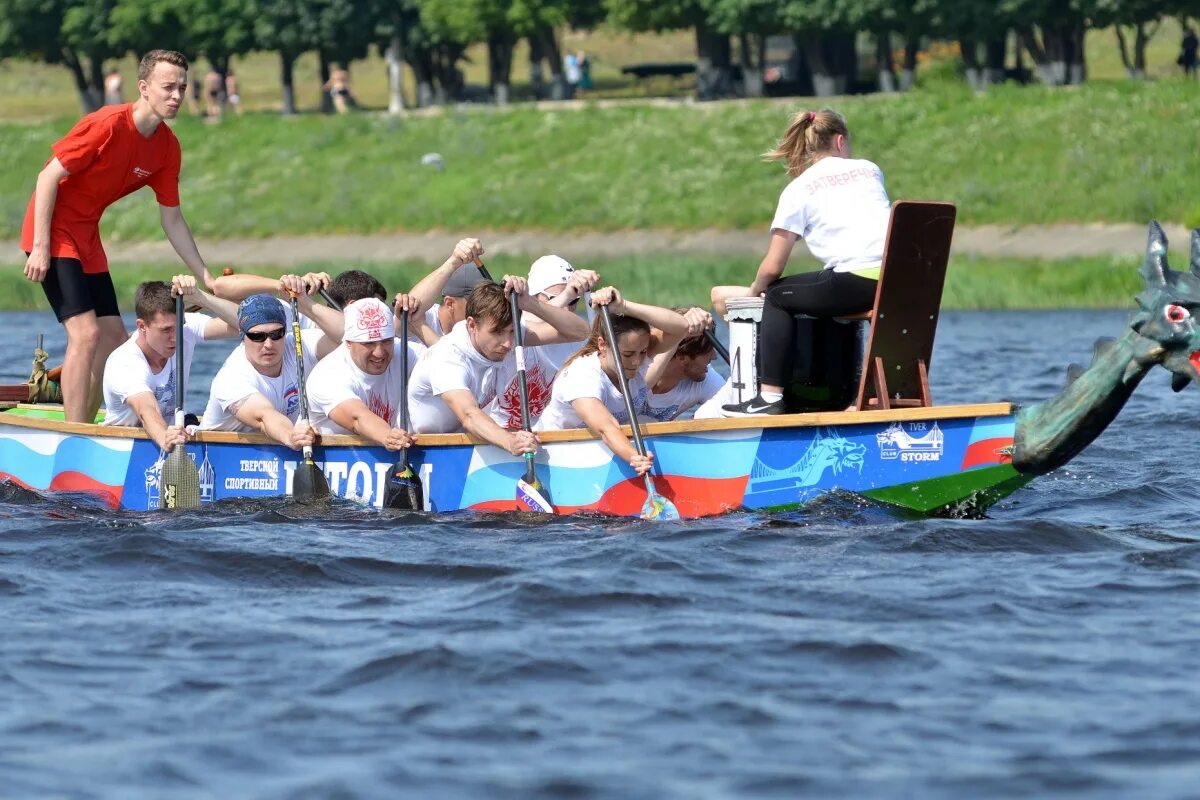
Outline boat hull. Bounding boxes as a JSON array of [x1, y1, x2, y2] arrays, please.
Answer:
[[0, 407, 1025, 518]]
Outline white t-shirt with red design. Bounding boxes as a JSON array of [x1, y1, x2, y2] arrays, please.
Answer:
[[486, 335, 580, 430], [644, 368, 725, 422], [533, 352, 651, 432], [306, 339, 424, 435], [407, 321, 509, 434]]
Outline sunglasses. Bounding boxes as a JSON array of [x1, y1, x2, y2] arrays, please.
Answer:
[[245, 327, 286, 343]]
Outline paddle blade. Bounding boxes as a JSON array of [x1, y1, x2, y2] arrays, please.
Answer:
[[382, 463, 424, 510], [639, 475, 680, 521], [159, 447, 200, 510], [517, 477, 555, 514], [292, 458, 330, 501]]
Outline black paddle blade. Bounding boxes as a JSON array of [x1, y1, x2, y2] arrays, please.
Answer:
[[292, 459, 330, 501], [159, 447, 200, 509], [382, 463, 423, 510]]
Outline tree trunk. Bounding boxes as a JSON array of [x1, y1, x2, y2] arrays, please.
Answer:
[[983, 35, 1006, 86], [876, 30, 897, 92], [407, 47, 436, 107], [695, 24, 733, 100], [318, 53, 334, 113], [62, 50, 100, 114], [528, 34, 544, 99], [960, 37, 983, 90], [900, 36, 919, 90], [487, 33, 515, 105], [538, 26, 567, 101], [1115, 26, 1134, 77], [386, 35, 406, 113], [1132, 22, 1149, 78], [738, 33, 764, 97], [280, 51, 297, 115]]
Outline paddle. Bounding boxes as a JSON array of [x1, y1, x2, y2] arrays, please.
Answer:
[[159, 294, 201, 509], [509, 290, 555, 513], [381, 311, 424, 510], [598, 304, 680, 521], [288, 293, 330, 500], [704, 330, 730, 364], [318, 287, 340, 310], [473, 257, 493, 283]]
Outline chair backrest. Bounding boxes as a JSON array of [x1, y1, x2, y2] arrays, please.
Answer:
[[854, 200, 957, 410]]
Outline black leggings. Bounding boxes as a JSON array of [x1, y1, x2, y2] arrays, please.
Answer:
[[759, 270, 877, 387]]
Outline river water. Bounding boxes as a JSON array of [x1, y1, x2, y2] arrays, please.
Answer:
[[2, 309, 1199, 799]]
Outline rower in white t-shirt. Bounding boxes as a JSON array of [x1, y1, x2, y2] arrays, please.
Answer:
[[406, 278, 587, 457], [199, 291, 344, 449], [306, 298, 424, 451], [102, 276, 239, 452], [644, 324, 725, 422], [403, 238, 489, 346], [485, 254, 597, 429], [533, 288, 692, 476]]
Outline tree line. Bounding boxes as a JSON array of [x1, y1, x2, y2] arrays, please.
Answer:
[[2, 0, 1198, 114]]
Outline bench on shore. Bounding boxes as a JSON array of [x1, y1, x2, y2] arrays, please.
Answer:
[[620, 63, 697, 80], [840, 200, 957, 411]]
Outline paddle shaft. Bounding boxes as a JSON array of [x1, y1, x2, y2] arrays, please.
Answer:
[[704, 330, 730, 364], [599, 305, 650, 459], [399, 312, 412, 466], [288, 294, 316, 462], [318, 287, 342, 311], [174, 294, 185, 427], [509, 291, 538, 483], [473, 258, 493, 283]]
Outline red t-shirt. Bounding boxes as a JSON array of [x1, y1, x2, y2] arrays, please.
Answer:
[[20, 104, 182, 274]]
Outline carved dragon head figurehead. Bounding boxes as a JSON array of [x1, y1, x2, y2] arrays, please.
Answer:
[[1131, 222, 1200, 390]]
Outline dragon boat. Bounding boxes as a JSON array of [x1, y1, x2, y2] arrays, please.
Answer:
[[1, 212, 1197, 519]]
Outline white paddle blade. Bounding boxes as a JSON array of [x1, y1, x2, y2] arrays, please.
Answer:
[[517, 479, 555, 514]]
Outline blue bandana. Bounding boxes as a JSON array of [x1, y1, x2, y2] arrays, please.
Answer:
[[238, 294, 287, 337]]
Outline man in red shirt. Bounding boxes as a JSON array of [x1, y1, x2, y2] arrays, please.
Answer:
[[22, 49, 218, 423]]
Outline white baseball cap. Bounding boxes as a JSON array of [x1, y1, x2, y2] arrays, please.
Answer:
[[527, 255, 576, 296], [343, 297, 394, 343]]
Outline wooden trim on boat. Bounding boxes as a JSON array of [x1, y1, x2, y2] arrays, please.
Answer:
[[0, 402, 1015, 448]]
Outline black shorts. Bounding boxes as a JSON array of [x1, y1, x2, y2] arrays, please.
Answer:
[[35, 256, 121, 322]]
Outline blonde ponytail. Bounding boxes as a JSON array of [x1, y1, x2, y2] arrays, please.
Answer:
[[764, 108, 849, 178]]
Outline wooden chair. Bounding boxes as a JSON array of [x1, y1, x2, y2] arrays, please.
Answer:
[[841, 200, 957, 411]]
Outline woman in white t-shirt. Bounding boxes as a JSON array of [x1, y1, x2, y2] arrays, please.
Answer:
[[535, 289, 690, 475], [721, 107, 890, 417]]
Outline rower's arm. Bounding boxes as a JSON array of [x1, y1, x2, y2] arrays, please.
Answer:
[[296, 292, 343, 342], [571, 397, 638, 466], [233, 394, 302, 449], [520, 294, 589, 345], [748, 229, 798, 296], [407, 238, 484, 311], [160, 204, 216, 292], [328, 398, 399, 446], [127, 392, 178, 452], [440, 390, 521, 452], [209, 273, 279, 302], [29, 158, 70, 258]]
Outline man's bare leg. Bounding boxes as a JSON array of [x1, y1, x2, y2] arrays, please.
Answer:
[[61, 312, 102, 423], [86, 316, 128, 422]]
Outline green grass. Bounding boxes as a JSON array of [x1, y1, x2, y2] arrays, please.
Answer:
[[3, 77, 1200, 241], [0, 254, 1147, 312]]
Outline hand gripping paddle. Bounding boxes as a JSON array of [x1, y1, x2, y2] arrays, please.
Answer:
[[160, 294, 201, 509], [599, 304, 680, 521], [381, 310, 423, 510], [288, 293, 330, 500]]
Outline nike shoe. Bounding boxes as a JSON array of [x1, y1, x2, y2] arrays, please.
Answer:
[[721, 395, 786, 417]]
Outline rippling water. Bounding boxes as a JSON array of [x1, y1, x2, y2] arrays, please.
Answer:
[[2, 309, 1200, 799]]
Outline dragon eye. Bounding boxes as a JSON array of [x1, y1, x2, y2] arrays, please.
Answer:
[[1165, 305, 1191, 324]]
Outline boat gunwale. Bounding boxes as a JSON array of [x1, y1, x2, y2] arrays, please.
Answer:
[[0, 402, 1016, 448]]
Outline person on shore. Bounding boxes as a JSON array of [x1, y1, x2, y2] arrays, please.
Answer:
[[1180, 28, 1199, 78], [103, 69, 123, 105], [721, 108, 889, 417], [324, 67, 355, 113], [199, 292, 340, 448], [224, 70, 243, 115], [406, 279, 584, 456], [204, 67, 224, 118], [485, 255, 596, 429], [102, 277, 239, 451], [305, 298, 422, 451], [534, 289, 691, 475], [644, 313, 724, 422], [564, 52, 581, 97], [21, 49, 221, 424], [403, 238, 489, 344]]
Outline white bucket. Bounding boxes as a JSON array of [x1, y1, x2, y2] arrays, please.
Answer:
[[724, 297, 764, 404]]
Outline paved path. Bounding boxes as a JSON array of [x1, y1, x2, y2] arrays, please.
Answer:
[[2, 223, 1188, 268]]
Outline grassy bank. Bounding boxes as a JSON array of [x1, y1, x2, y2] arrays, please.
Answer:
[[0, 255, 1144, 313], [3, 79, 1198, 242]]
